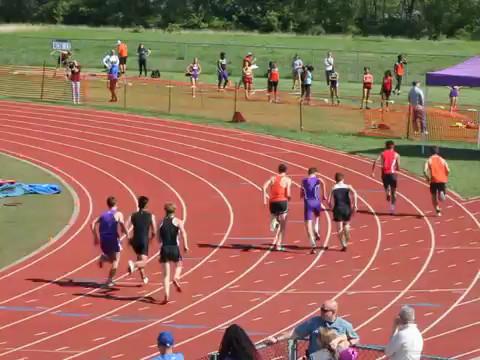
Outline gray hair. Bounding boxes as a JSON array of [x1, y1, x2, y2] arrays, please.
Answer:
[[399, 305, 415, 324]]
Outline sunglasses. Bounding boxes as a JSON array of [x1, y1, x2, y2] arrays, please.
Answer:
[[321, 307, 334, 312]]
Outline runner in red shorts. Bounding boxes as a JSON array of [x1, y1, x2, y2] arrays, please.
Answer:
[[372, 140, 401, 214]]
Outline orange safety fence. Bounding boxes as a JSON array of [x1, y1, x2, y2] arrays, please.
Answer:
[[0, 63, 478, 146]]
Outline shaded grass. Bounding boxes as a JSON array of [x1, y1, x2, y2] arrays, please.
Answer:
[[0, 153, 74, 268]]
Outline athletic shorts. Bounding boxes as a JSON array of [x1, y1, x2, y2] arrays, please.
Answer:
[[268, 80, 278, 92], [303, 84, 311, 97], [333, 207, 352, 222], [100, 238, 121, 258], [304, 200, 321, 221], [382, 90, 392, 98], [130, 238, 149, 256], [382, 173, 398, 189], [243, 76, 253, 85], [160, 245, 182, 263], [430, 182, 446, 195], [119, 56, 128, 65], [218, 70, 228, 81], [363, 83, 372, 90], [269, 200, 288, 216]]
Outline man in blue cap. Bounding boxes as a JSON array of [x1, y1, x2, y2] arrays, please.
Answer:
[[151, 331, 184, 360]]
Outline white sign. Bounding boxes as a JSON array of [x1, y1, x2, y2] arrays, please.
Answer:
[[52, 40, 71, 51]]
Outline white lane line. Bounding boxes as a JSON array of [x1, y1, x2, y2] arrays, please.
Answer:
[[252, 317, 263, 321], [194, 312, 206, 316], [221, 305, 233, 309], [34, 332, 48, 336], [280, 309, 291, 314], [92, 337, 106, 342]]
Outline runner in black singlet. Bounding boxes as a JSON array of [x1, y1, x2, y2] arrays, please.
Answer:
[[159, 202, 189, 304], [328, 173, 358, 252], [127, 196, 156, 285]]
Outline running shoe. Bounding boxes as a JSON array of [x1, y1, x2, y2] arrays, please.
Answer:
[[173, 279, 182, 292], [275, 245, 285, 252], [105, 279, 115, 288], [390, 203, 396, 215], [270, 218, 279, 232], [310, 247, 317, 254], [341, 246, 347, 252], [143, 277, 149, 285]]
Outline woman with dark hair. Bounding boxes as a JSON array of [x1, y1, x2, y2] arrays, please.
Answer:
[[218, 324, 261, 360]]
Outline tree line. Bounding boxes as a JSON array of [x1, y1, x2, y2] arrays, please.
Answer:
[[1, 0, 480, 39]]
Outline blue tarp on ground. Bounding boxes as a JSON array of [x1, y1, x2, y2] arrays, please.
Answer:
[[0, 183, 61, 198]]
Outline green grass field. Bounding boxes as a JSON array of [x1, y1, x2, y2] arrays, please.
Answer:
[[1, 25, 480, 106], [0, 153, 74, 268]]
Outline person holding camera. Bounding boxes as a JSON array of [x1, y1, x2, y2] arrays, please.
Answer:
[[69, 60, 81, 105], [137, 44, 151, 77]]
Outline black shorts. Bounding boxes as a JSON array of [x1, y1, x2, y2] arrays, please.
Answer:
[[268, 81, 278, 92], [160, 245, 182, 263], [382, 174, 398, 190], [269, 201, 288, 216], [333, 207, 351, 222], [130, 238, 148, 256], [430, 182, 446, 195], [119, 56, 128, 65]]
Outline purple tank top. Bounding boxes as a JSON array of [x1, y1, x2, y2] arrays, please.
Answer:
[[302, 177, 320, 201], [99, 209, 118, 241]]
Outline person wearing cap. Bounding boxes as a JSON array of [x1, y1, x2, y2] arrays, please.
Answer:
[[408, 81, 427, 135], [385, 305, 423, 360], [151, 332, 184, 360], [266, 299, 359, 356], [117, 40, 128, 74]]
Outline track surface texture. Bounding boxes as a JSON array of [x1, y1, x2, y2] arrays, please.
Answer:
[[0, 100, 478, 360]]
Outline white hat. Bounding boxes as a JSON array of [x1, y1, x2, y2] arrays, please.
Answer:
[[117, 40, 121, 45]]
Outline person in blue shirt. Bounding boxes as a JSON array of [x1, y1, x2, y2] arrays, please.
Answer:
[[266, 299, 359, 356], [108, 60, 120, 102], [151, 331, 184, 360]]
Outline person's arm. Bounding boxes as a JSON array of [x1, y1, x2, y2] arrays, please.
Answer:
[[150, 214, 157, 242], [372, 154, 381, 177], [445, 160, 450, 176], [396, 153, 401, 171], [300, 185, 305, 200], [350, 186, 358, 212], [424, 159, 431, 181], [385, 317, 401, 356], [117, 212, 128, 240], [328, 189, 334, 209], [91, 217, 100, 245], [198, 63, 202, 74], [262, 177, 272, 205], [178, 219, 189, 252], [419, 89, 425, 106], [286, 178, 292, 201], [319, 177, 327, 201]]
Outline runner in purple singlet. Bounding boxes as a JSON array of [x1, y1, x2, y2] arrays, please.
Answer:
[[301, 167, 327, 254], [91, 196, 129, 287]]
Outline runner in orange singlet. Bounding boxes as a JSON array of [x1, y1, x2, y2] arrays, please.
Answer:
[[424, 146, 450, 217], [372, 140, 401, 214], [263, 164, 292, 251]]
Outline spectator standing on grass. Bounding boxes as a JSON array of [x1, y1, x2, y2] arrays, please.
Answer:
[[385, 305, 423, 360], [360, 67, 373, 110], [102, 50, 119, 71], [292, 54, 304, 90], [381, 70, 394, 111], [117, 40, 128, 74], [408, 81, 427, 135], [302, 65, 314, 105], [394, 54, 407, 95], [218, 324, 262, 360], [267, 61, 280, 103], [267, 299, 359, 356], [217, 52, 229, 90], [324, 52, 334, 86], [186, 57, 202, 98], [329, 68, 340, 105], [151, 331, 184, 360], [137, 43, 151, 77], [107, 59, 119, 102], [447, 85, 461, 112], [69, 60, 81, 105]]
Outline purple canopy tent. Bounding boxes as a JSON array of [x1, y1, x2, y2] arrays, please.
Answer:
[[426, 56, 480, 87]]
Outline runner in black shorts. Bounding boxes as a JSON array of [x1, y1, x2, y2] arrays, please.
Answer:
[[328, 173, 358, 251], [127, 196, 156, 285], [158, 202, 189, 304]]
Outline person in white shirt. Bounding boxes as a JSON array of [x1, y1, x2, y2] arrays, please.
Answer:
[[102, 50, 119, 71], [385, 305, 423, 360], [291, 54, 304, 91], [324, 51, 334, 85]]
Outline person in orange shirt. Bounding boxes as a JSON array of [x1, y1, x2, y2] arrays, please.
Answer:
[[263, 164, 292, 251], [360, 67, 373, 110], [117, 40, 128, 74], [424, 146, 450, 216], [394, 54, 407, 95], [267, 62, 280, 103]]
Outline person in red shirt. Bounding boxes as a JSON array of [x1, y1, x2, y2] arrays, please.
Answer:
[[394, 54, 407, 95], [372, 140, 401, 214], [360, 67, 373, 110], [380, 70, 393, 111], [267, 62, 280, 103], [263, 164, 292, 251], [424, 146, 450, 216], [68, 60, 81, 104]]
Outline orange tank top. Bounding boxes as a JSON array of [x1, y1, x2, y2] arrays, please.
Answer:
[[269, 68, 279, 82], [270, 175, 287, 202], [429, 155, 448, 183]]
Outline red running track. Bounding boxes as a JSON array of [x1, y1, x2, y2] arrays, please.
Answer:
[[0, 100, 478, 360]]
